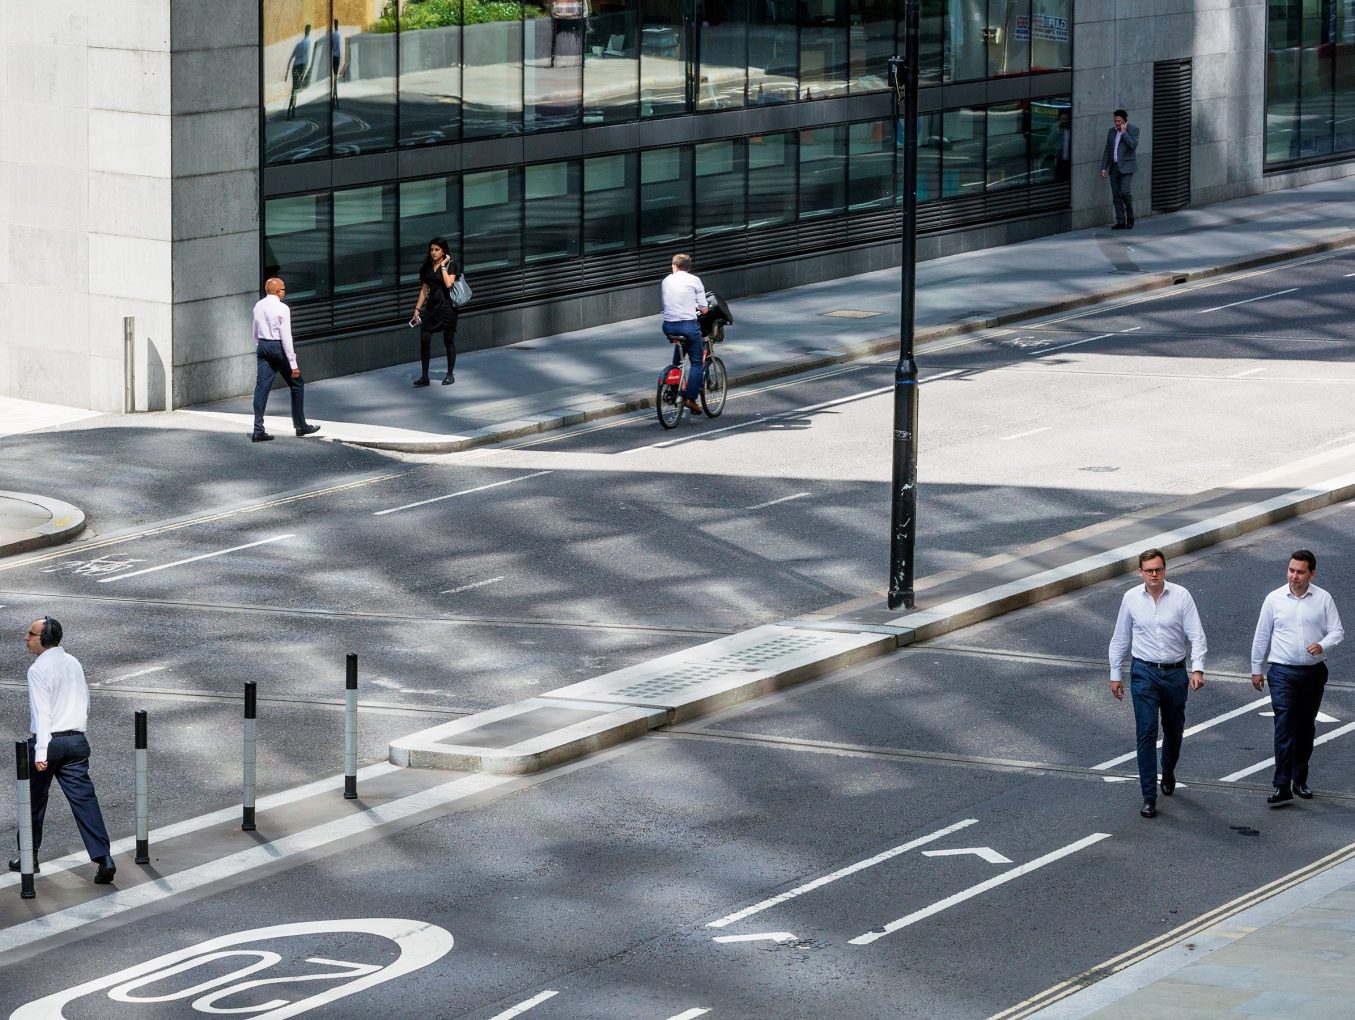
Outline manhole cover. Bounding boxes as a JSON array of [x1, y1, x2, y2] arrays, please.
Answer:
[[821, 309, 883, 319], [1079, 465, 1120, 473]]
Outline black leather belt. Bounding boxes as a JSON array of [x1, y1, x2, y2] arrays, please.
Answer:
[[49, 730, 83, 737], [1133, 658, 1186, 671]]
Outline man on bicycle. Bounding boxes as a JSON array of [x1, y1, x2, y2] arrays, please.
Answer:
[[662, 253, 709, 416]]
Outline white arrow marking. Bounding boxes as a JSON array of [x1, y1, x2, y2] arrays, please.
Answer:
[[1259, 710, 1338, 723], [921, 847, 1012, 865], [1102, 776, 1134, 783], [712, 932, 797, 944]]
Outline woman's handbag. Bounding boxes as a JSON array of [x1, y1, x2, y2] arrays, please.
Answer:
[[451, 274, 472, 308]]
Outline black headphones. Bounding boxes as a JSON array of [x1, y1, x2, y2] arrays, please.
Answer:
[[38, 616, 60, 649]]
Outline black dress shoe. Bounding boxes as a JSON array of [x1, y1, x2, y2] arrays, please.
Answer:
[[1112, 223, 1128, 230], [1126, 217, 1135, 229], [1160, 773, 1175, 796], [1140, 801, 1157, 818], [93, 857, 116, 885], [1293, 782, 1314, 799], [295, 424, 321, 437], [413, 377, 430, 387], [250, 432, 274, 443], [1267, 787, 1294, 806], [7, 857, 37, 873], [442, 373, 454, 385]]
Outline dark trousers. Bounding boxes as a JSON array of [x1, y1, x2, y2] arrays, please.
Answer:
[[1268, 662, 1328, 788], [1109, 166, 1135, 225], [253, 339, 306, 434], [1130, 661, 1188, 801], [25, 734, 111, 861], [419, 325, 457, 379], [664, 320, 704, 399]]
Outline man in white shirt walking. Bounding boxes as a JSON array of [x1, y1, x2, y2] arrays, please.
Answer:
[[661, 253, 709, 417], [251, 277, 320, 443], [1108, 549, 1208, 818], [1251, 549, 1344, 806], [11, 617, 116, 883]]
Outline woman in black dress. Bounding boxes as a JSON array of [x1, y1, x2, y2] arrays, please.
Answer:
[[410, 237, 461, 386]]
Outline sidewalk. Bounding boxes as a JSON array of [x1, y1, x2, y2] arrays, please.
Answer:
[[185, 176, 1355, 451], [0, 491, 84, 555]]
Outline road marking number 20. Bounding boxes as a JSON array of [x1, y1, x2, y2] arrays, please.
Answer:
[[10, 918, 452, 1020]]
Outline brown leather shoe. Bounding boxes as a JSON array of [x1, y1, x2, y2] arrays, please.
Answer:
[[684, 399, 702, 416]]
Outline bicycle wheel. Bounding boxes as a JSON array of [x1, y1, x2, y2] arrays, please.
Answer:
[[656, 380, 682, 429], [700, 356, 727, 418]]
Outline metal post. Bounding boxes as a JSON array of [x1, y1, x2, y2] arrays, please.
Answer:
[[887, 0, 922, 612], [242, 682, 257, 831], [344, 653, 358, 799], [123, 316, 136, 414], [14, 742, 35, 899], [134, 711, 149, 864]]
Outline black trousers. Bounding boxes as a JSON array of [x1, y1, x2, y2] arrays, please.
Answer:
[[1109, 166, 1135, 224], [253, 339, 306, 433], [25, 734, 111, 861], [1268, 662, 1328, 788], [420, 325, 457, 378]]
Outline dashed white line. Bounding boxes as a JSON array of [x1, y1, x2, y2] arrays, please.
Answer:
[[440, 576, 505, 595], [713, 932, 797, 944], [746, 492, 810, 511], [665, 1010, 711, 1020], [95, 665, 169, 687], [1228, 367, 1266, 379], [1197, 288, 1299, 314], [1218, 720, 1355, 782], [488, 990, 560, 1018], [707, 818, 977, 929], [1092, 697, 1272, 770], [1120, 326, 1143, 332], [848, 833, 1112, 945], [999, 426, 1051, 441], [1029, 332, 1115, 356], [373, 471, 552, 516], [97, 534, 294, 583]]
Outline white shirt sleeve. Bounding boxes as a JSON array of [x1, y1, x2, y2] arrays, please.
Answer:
[[1319, 593, 1344, 653], [1251, 594, 1276, 674], [278, 302, 298, 370], [1181, 589, 1207, 673], [1108, 595, 1133, 681], [28, 660, 55, 763]]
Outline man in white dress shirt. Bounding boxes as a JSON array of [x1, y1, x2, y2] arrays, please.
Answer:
[[251, 277, 320, 443], [1251, 549, 1344, 805], [1108, 549, 1208, 818], [10, 617, 116, 883], [661, 253, 709, 417]]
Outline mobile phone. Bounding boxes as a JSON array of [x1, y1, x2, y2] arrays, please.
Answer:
[[408, 314, 421, 327]]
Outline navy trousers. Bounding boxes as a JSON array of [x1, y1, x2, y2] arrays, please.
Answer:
[[1109, 166, 1135, 225], [26, 734, 112, 861], [664, 320, 705, 400], [1130, 661, 1188, 802], [1268, 662, 1328, 788], [253, 339, 306, 434]]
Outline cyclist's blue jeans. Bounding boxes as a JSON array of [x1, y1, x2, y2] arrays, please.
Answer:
[[664, 319, 704, 399]]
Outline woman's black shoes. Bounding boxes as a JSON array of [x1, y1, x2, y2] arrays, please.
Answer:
[[443, 373, 455, 385], [413, 377, 430, 387]]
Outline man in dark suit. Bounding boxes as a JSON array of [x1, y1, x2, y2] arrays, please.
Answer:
[[1099, 108, 1139, 229]]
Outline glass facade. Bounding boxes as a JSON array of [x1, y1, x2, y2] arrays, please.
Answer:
[[1266, 0, 1355, 166], [261, 1, 1072, 337]]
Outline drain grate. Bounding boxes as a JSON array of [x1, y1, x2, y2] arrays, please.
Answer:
[[611, 634, 833, 699], [822, 309, 883, 319]]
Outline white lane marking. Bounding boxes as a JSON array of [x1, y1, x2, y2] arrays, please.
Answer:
[[665, 1010, 711, 1020], [0, 761, 400, 891], [440, 576, 505, 595], [712, 932, 797, 944], [1120, 326, 1142, 332], [639, 369, 967, 452], [1219, 720, 1355, 782], [0, 772, 511, 954], [1228, 367, 1266, 379], [96, 534, 294, 583], [489, 990, 560, 1018], [373, 471, 552, 516], [1197, 288, 1299, 314], [94, 665, 168, 688], [1259, 710, 1338, 723], [1103, 775, 1186, 789], [1092, 697, 1272, 770], [999, 427, 1051, 441], [1029, 332, 1114, 356], [707, 818, 977, 929], [848, 833, 1111, 946], [922, 847, 1012, 865], [746, 492, 810, 511], [1344, 272, 1355, 277]]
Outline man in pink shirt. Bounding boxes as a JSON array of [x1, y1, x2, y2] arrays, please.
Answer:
[[251, 277, 320, 442]]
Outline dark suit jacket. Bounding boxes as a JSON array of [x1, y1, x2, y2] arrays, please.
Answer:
[[1101, 124, 1139, 174]]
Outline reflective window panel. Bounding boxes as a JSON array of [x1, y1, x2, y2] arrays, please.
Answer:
[[584, 152, 638, 253], [398, 0, 463, 146], [331, 2, 397, 154], [524, 161, 582, 261], [698, 0, 748, 110], [1029, 0, 1071, 72], [641, 0, 689, 116], [263, 193, 332, 299], [584, 0, 640, 123], [749, 0, 797, 104], [848, 119, 893, 210], [985, 100, 1027, 189], [1030, 97, 1068, 183], [800, 0, 849, 100], [463, 168, 523, 268], [849, 0, 895, 94], [946, 0, 987, 82], [463, 0, 525, 137], [915, 112, 943, 202], [640, 146, 693, 244], [798, 124, 847, 218], [695, 139, 746, 236], [264, 0, 332, 164], [747, 131, 795, 226], [399, 177, 461, 284], [334, 184, 398, 293], [525, 1, 584, 131], [941, 106, 985, 196], [987, 0, 1029, 78]]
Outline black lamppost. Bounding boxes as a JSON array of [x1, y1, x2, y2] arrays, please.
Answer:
[[887, 0, 921, 611]]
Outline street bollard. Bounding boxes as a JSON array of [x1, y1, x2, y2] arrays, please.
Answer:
[[242, 681, 257, 832], [134, 710, 149, 864], [14, 741, 35, 899], [344, 654, 358, 800]]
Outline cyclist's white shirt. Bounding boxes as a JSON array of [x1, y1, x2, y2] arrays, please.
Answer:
[[661, 270, 706, 321]]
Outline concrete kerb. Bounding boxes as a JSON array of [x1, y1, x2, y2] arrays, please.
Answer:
[[337, 230, 1355, 456], [0, 491, 86, 557], [388, 470, 1355, 773]]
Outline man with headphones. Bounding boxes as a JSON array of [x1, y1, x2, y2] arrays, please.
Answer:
[[12, 616, 115, 883]]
